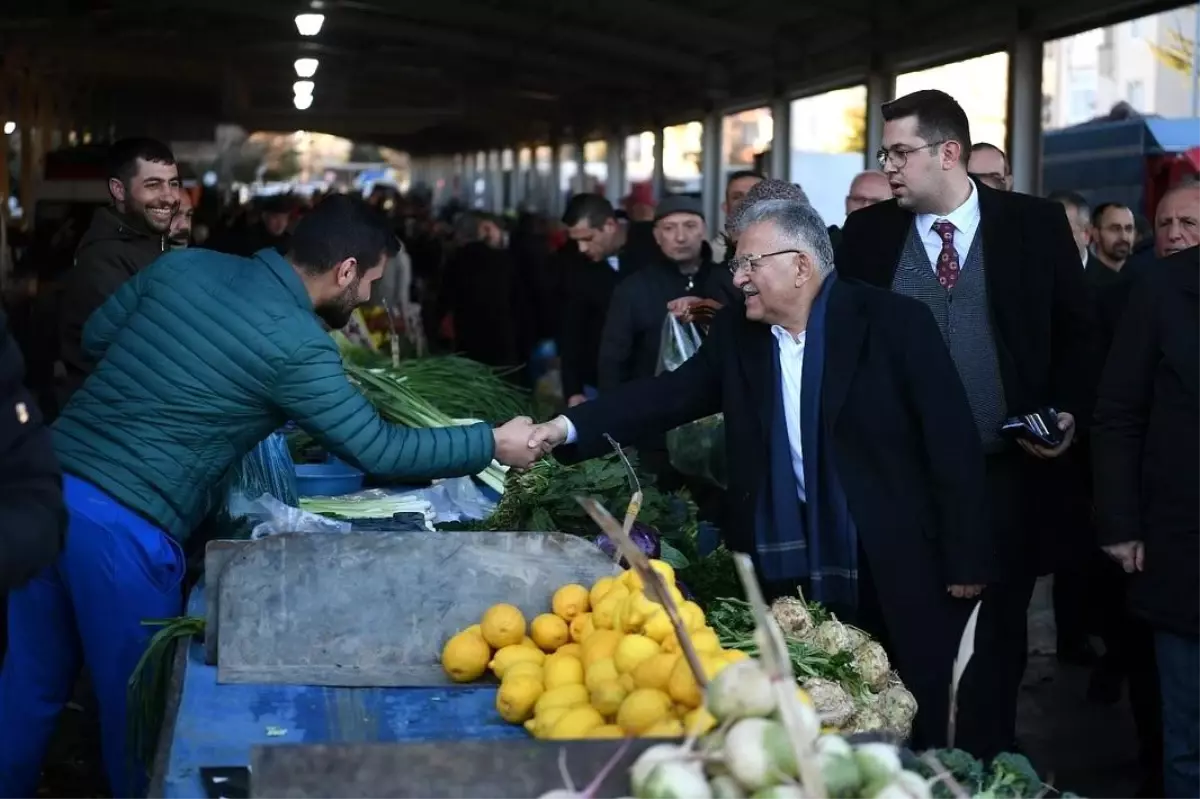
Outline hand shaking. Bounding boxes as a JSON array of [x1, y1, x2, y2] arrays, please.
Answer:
[[492, 417, 545, 469], [527, 416, 569, 453]]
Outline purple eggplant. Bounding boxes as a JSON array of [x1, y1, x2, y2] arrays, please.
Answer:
[[592, 522, 661, 567]]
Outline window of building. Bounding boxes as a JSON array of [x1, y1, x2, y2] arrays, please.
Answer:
[[894, 51, 1010, 154], [789, 85, 867, 227]]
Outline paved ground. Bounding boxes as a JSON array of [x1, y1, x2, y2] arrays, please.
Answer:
[[39, 576, 1142, 797]]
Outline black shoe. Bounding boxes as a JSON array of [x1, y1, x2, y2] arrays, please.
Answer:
[[1057, 639, 1099, 666]]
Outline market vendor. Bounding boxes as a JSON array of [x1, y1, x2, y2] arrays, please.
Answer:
[[528, 198, 994, 752], [0, 194, 544, 798]]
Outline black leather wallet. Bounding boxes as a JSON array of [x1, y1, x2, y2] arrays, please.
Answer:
[[1000, 407, 1065, 448]]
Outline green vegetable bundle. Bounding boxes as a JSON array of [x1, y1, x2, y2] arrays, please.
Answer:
[[127, 616, 206, 778], [448, 453, 685, 537], [906, 748, 1079, 798], [345, 364, 508, 493]]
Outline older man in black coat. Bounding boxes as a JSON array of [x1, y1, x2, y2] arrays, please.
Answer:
[[530, 199, 992, 750]]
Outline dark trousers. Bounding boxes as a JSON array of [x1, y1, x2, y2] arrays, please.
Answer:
[[956, 451, 1035, 759], [1156, 630, 1200, 798]]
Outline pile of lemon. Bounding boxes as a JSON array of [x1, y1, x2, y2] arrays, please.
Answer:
[[439, 559, 746, 740]]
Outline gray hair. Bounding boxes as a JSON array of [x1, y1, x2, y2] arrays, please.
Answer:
[[725, 178, 811, 236], [730, 199, 836, 278]]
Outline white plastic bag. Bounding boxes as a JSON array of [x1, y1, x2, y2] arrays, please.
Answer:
[[227, 493, 353, 540], [657, 314, 727, 489]]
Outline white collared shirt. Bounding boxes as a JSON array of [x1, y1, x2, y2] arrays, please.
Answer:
[[914, 181, 981, 272], [770, 325, 807, 502], [561, 325, 808, 503]]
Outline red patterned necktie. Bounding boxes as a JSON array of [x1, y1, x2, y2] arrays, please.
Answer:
[[933, 219, 960, 290]]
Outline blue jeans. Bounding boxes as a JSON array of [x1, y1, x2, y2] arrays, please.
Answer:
[[0, 475, 184, 797], [1156, 630, 1200, 798]]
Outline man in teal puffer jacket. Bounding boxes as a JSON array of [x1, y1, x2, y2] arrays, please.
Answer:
[[0, 195, 543, 798]]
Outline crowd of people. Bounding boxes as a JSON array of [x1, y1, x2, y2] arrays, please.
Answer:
[[0, 88, 1195, 798]]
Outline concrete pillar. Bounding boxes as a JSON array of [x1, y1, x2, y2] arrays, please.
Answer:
[[651, 125, 666, 200], [572, 138, 586, 194], [865, 70, 895, 169], [18, 75, 35, 230], [701, 111, 722, 238], [488, 150, 503, 212], [769, 96, 792, 181], [1006, 29, 1043, 195], [549, 138, 563, 216], [604, 132, 624, 207], [463, 152, 477, 208]]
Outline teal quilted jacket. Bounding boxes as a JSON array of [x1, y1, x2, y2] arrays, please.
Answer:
[[52, 248, 495, 540]]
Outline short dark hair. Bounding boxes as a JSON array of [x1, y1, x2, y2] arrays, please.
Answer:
[[726, 169, 765, 188], [107, 137, 176, 185], [562, 193, 615, 229], [882, 90, 972, 166], [970, 142, 1009, 173], [1047, 190, 1089, 215], [1091, 202, 1131, 228], [288, 194, 400, 276]]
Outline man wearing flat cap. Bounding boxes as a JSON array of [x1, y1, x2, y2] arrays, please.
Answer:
[[596, 194, 718, 479]]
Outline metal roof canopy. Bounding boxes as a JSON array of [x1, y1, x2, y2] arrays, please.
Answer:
[[0, 0, 1186, 154]]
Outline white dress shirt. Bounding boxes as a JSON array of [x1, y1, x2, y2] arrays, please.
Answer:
[[914, 181, 981, 271], [561, 324, 809, 503]]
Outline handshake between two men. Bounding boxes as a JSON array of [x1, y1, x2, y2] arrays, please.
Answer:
[[490, 416, 573, 469]]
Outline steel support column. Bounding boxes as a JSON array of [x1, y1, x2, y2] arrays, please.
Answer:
[[865, 70, 894, 168], [651, 126, 666, 200], [572, 138, 586, 194], [488, 150, 503, 212], [701, 111, 722, 238], [549, 138, 563, 216], [1006, 29, 1043, 195], [604, 132, 624, 207], [769, 96, 791, 181]]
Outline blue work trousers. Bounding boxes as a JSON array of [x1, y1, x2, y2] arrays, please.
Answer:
[[0, 475, 184, 797]]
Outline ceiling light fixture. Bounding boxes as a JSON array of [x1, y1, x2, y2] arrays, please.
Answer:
[[294, 93, 314, 110], [294, 58, 319, 78], [2, 121, 14, 135], [293, 80, 315, 97], [295, 13, 324, 36]]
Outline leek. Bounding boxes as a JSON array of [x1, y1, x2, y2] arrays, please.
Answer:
[[346, 364, 509, 493], [127, 615, 207, 778]]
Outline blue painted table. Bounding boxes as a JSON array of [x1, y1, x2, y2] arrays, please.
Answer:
[[155, 582, 523, 798]]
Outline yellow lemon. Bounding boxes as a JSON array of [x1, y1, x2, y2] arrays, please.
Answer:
[[584, 658, 619, 692], [590, 585, 629, 629], [642, 610, 675, 644], [690, 627, 723, 655], [622, 560, 676, 593], [615, 688, 673, 734], [551, 584, 590, 622], [547, 705, 605, 739], [620, 592, 658, 633], [648, 559, 676, 586], [495, 675, 543, 723], [666, 654, 725, 708], [441, 632, 491, 683], [534, 683, 589, 717], [488, 644, 544, 679], [614, 634, 661, 675], [618, 568, 639, 590], [680, 601, 707, 632], [661, 631, 680, 654], [521, 636, 541, 650], [502, 661, 543, 685], [527, 705, 571, 739], [587, 724, 627, 739], [581, 629, 622, 668], [463, 624, 484, 640], [643, 718, 685, 738], [589, 679, 629, 717], [544, 656, 585, 690], [569, 613, 595, 644], [530, 613, 570, 652], [632, 652, 679, 692], [556, 642, 583, 659], [618, 673, 637, 693], [611, 602, 626, 635], [589, 577, 617, 608], [683, 706, 717, 736], [722, 649, 750, 664], [481, 604, 526, 649]]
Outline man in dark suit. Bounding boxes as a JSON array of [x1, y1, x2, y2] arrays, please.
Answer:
[[559, 194, 645, 408], [1093, 246, 1198, 799], [530, 198, 993, 750], [835, 89, 1095, 758]]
